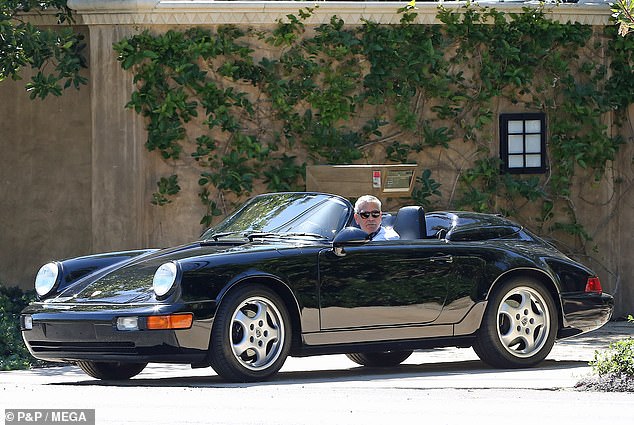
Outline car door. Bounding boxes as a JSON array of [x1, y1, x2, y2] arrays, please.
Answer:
[[318, 240, 456, 330]]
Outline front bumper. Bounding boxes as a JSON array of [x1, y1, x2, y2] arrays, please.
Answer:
[[21, 301, 216, 364], [558, 292, 614, 339]]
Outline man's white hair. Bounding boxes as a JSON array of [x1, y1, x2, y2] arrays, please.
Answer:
[[354, 195, 382, 212]]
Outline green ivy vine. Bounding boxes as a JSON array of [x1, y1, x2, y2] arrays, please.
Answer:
[[113, 4, 632, 254]]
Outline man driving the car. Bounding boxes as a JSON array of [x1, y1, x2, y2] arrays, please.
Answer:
[[354, 195, 400, 241]]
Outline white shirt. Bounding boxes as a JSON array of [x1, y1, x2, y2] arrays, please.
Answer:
[[370, 226, 400, 241]]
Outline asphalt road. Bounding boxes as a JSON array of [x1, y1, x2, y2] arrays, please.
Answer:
[[2, 322, 634, 425]]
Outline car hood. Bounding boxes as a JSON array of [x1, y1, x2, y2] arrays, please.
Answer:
[[49, 241, 293, 304]]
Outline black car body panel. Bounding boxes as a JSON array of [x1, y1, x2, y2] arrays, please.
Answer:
[[21, 192, 614, 378]]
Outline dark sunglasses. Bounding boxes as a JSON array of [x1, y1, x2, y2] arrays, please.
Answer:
[[358, 210, 381, 219]]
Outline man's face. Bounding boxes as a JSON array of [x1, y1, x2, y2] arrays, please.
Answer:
[[354, 201, 382, 234]]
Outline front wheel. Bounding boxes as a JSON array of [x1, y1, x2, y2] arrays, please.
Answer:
[[473, 277, 558, 368], [346, 350, 413, 367], [76, 361, 147, 380], [209, 285, 291, 382]]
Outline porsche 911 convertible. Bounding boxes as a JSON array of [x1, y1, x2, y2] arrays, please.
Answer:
[[21, 192, 614, 382]]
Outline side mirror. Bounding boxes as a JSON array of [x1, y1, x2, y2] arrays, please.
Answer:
[[332, 227, 370, 256]]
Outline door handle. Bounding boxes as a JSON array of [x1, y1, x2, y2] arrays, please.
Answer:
[[430, 255, 453, 264]]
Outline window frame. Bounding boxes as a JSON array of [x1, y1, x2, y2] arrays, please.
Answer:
[[499, 113, 547, 174]]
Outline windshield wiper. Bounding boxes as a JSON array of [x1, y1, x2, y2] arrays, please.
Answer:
[[207, 231, 330, 242], [245, 232, 281, 241], [279, 232, 329, 240], [203, 231, 242, 242], [246, 232, 329, 241]]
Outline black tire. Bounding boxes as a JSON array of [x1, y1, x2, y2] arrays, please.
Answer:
[[346, 350, 413, 367], [473, 277, 558, 368], [209, 284, 291, 382], [76, 361, 147, 380]]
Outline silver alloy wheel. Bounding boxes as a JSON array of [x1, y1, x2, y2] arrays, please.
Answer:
[[229, 296, 285, 371], [495, 285, 551, 358]]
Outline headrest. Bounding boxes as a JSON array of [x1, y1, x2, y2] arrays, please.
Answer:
[[392, 206, 426, 240]]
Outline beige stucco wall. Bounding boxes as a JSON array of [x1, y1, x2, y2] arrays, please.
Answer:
[[68, 22, 212, 251], [1, 1, 632, 317], [0, 27, 93, 286]]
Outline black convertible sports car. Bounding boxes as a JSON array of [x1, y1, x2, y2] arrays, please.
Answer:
[[21, 192, 613, 382]]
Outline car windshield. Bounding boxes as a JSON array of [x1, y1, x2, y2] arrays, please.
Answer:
[[200, 193, 352, 241]]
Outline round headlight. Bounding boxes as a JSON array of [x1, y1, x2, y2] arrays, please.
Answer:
[[35, 262, 60, 298], [153, 262, 178, 298]]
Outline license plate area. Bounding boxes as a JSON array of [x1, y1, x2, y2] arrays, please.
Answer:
[[43, 322, 97, 340]]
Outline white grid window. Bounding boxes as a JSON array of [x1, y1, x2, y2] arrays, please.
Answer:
[[500, 114, 546, 174]]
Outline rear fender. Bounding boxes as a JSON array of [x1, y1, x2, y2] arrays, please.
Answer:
[[486, 268, 564, 331]]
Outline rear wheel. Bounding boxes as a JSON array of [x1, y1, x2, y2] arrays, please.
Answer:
[[209, 285, 291, 382], [76, 361, 147, 380], [473, 277, 558, 368], [346, 350, 413, 367]]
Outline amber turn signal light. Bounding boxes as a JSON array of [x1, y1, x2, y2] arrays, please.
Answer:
[[146, 313, 193, 330]]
